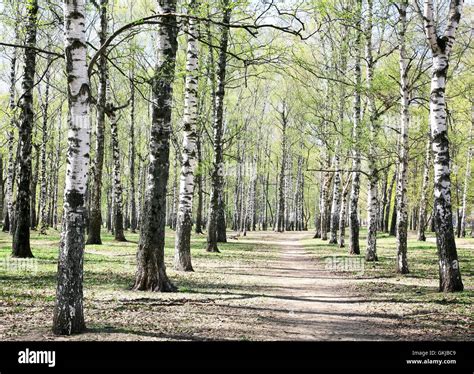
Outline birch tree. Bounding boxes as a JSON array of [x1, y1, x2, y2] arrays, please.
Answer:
[[364, 0, 378, 262], [38, 61, 51, 235], [459, 105, 473, 237], [134, 0, 178, 291], [207, 0, 231, 252], [53, 0, 91, 335], [348, 0, 362, 255], [174, 0, 199, 272], [107, 104, 127, 242], [3, 23, 19, 234], [12, 0, 38, 258], [421, 0, 464, 291], [87, 0, 108, 245], [395, 0, 410, 273], [418, 135, 432, 241], [276, 103, 289, 233]]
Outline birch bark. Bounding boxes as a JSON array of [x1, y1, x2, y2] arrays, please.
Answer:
[[175, 1, 199, 271], [422, 0, 464, 291], [12, 0, 38, 258], [53, 0, 91, 334], [395, 0, 409, 272], [133, 0, 178, 291], [348, 0, 362, 255], [206, 0, 231, 251]]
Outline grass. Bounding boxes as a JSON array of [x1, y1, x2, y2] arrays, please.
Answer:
[[0, 228, 277, 300], [0, 227, 472, 340], [301, 229, 474, 331]]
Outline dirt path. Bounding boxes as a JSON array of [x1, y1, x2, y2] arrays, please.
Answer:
[[229, 231, 403, 340]]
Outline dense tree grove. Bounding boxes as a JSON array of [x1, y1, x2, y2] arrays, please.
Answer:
[[0, 0, 472, 335]]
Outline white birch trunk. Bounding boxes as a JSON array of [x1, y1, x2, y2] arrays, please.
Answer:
[[365, 0, 378, 262], [418, 135, 432, 241], [422, 0, 464, 291], [395, 0, 409, 273], [53, 0, 90, 335], [348, 0, 362, 255], [460, 106, 473, 237], [174, 2, 199, 271]]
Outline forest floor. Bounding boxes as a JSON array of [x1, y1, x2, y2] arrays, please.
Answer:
[[0, 228, 472, 341]]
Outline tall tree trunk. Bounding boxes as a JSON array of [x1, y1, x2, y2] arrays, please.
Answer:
[[329, 68, 346, 243], [379, 169, 388, 231], [3, 131, 15, 233], [233, 144, 242, 231], [0, 156, 3, 227], [313, 172, 321, 238], [262, 137, 271, 230], [459, 106, 473, 237], [295, 153, 304, 231], [338, 178, 351, 248], [3, 25, 19, 234], [320, 171, 332, 241], [53, 0, 90, 335], [30, 145, 39, 230], [12, 0, 38, 258], [348, 0, 362, 255], [107, 106, 126, 242], [384, 170, 395, 233], [129, 70, 138, 233], [250, 152, 258, 231], [87, 0, 108, 245], [422, 0, 464, 292], [39, 64, 51, 235], [52, 115, 61, 231], [276, 106, 288, 233], [133, 0, 178, 291], [216, 192, 227, 241], [365, 0, 378, 262], [194, 133, 204, 234], [395, 0, 409, 273], [389, 161, 399, 236], [175, 2, 199, 272], [169, 150, 178, 230], [418, 135, 432, 241], [206, 1, 231, 252]]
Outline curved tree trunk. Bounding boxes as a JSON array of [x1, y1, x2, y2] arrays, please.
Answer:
[[53, 0, 90, 335], [133, 0, 178, 291]]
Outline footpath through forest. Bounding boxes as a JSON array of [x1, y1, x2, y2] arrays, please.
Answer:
[[3, 230, 471, 341], [213, 231, 417, 340]]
